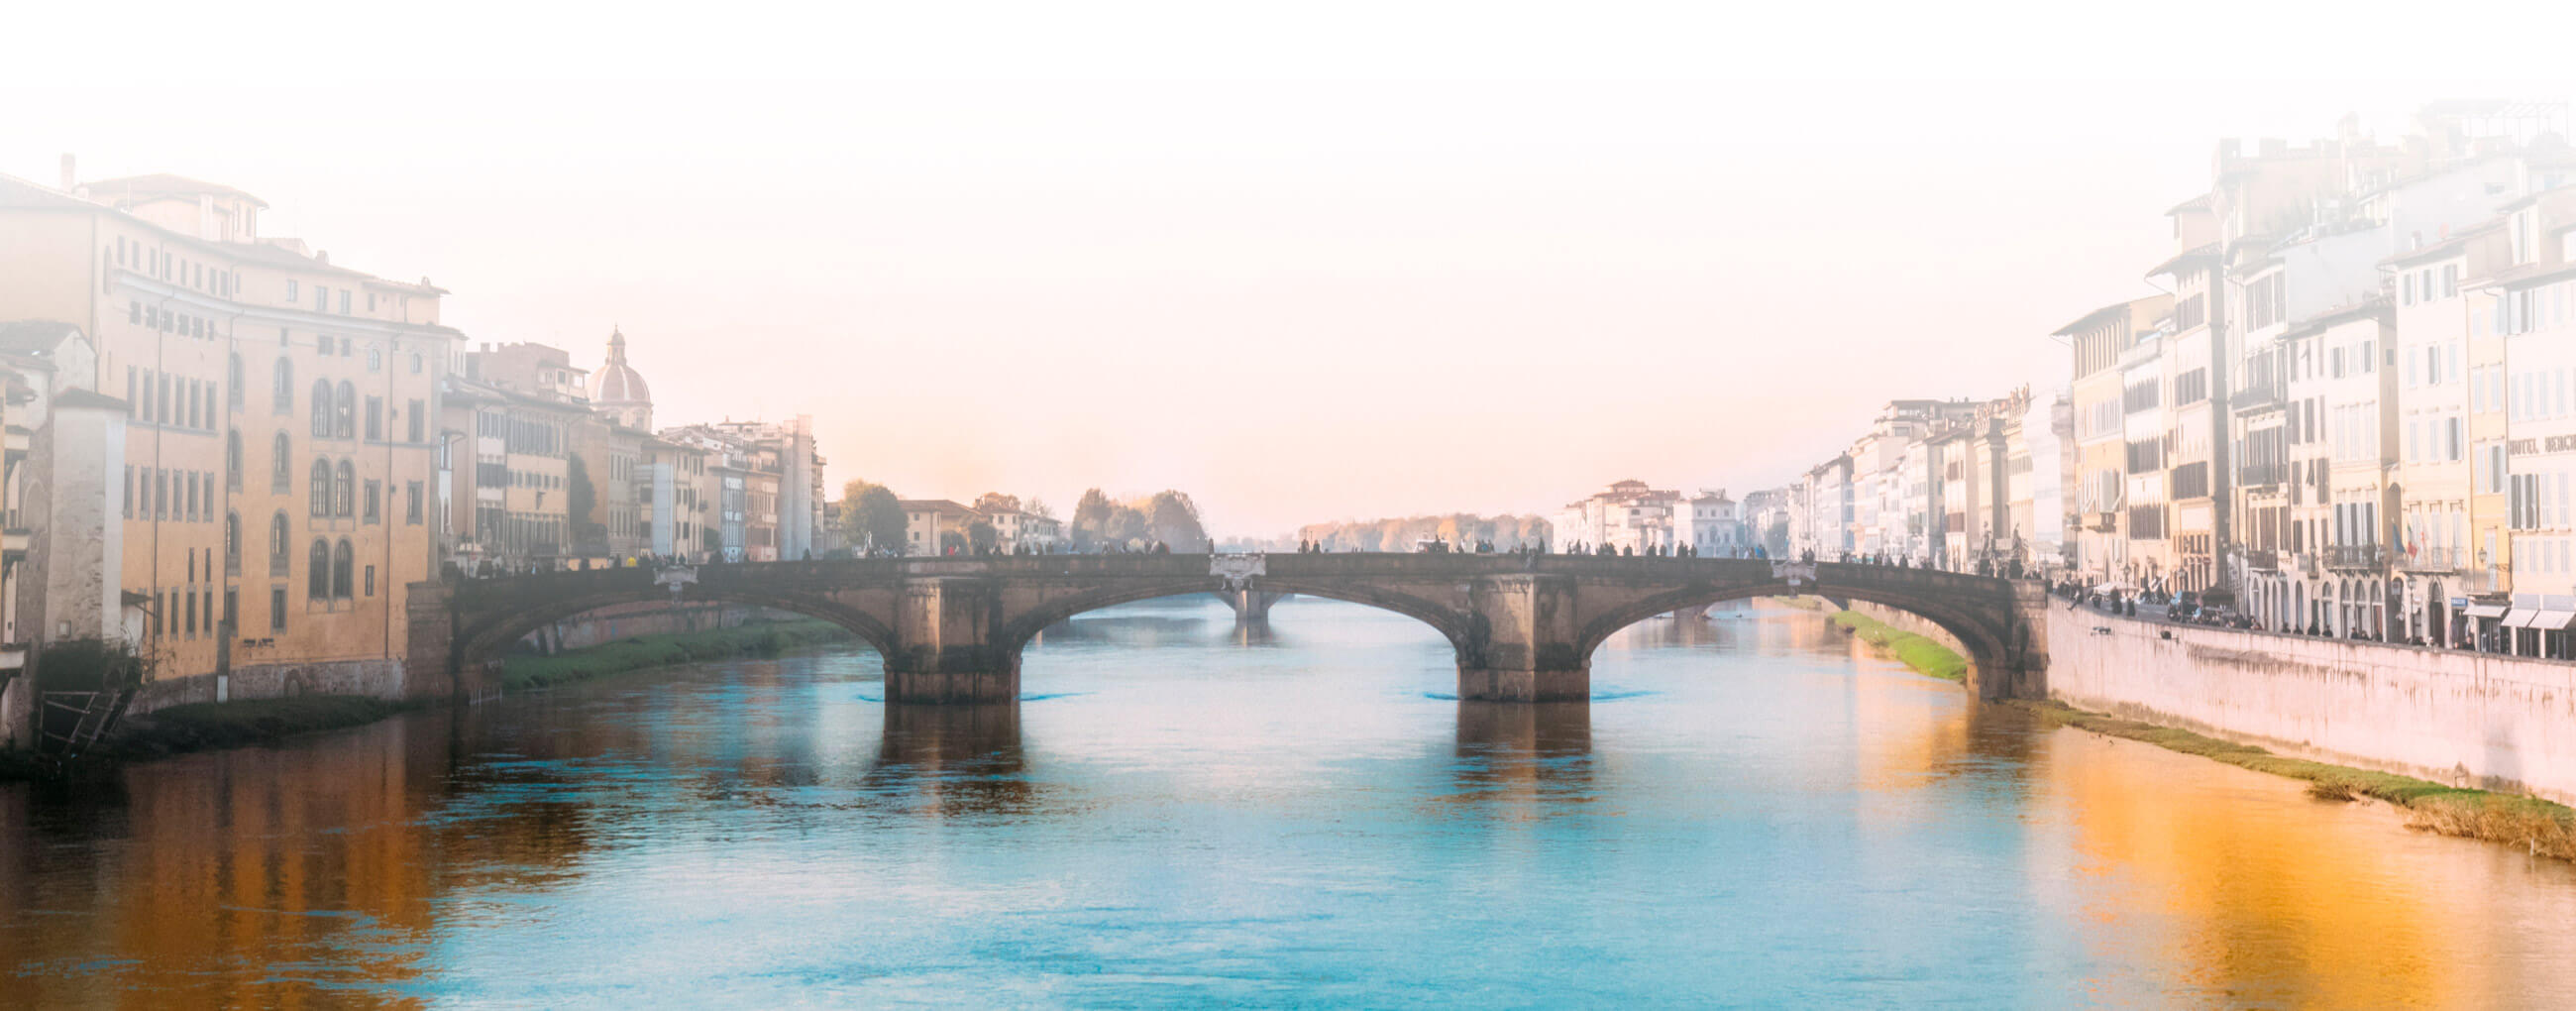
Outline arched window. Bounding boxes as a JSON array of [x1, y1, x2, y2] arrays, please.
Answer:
[[225, 511, 240, 574], [332, 539, 355, 599], [309, 458, 331, 516], [335, 381, 356, 439], [270, 511, 291, 576], [229, 353, 245, 409], [310, 380, 332, 436], [308, 539, 331, 599], [335, 460, 356, 516], [273, 359, 293, 413], [226, 430, 243, 490], [271, 432, 292, 493]]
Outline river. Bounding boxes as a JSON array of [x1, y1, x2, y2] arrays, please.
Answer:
[[6, 598, 2576, 1008]]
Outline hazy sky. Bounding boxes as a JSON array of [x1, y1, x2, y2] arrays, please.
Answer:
[[5, 3, 2569, 534]]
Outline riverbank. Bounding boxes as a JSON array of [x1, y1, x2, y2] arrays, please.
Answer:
[[2024, 700, 2576, 860], [1828, 609, 1968, 681], [0, 619, 860, 780], [501, 618, 854, 690]]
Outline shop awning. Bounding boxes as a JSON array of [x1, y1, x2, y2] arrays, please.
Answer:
[[2537, 611, 2576, 630], [2503, 610, 2541, 628], [2466, 603, 2510, 619]]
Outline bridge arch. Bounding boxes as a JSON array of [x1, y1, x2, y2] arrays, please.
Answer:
[[449, 579, 897, 685], [1567, 573, 2029, 697]]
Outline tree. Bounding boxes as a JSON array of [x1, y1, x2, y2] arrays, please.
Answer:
[[1105, 505, 1148, 547], [838, 480, 907, 554], [1071, 488, 1116, 547], [939, 529, 967, 554], [1144, 490, 1206, 547], [1023, 497, 1054, 520], [966, 519, 998, 554], [566, 453, 601, 551]]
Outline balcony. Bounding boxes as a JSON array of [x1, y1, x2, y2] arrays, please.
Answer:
[[2399, 546, 2466, 574], [2245, 548, 2279, 572], [2087, 511, 2118, 533], [2327, 544, 2388, 570]]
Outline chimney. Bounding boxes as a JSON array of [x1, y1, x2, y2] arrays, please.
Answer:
[[58, 153, 74, 191]]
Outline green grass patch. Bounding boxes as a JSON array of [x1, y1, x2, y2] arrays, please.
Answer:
[[502, 618, 855, 690], [106, 695, 417, 758], [1829, 610, 1969, 681], [2022, 700, 2576, 860]]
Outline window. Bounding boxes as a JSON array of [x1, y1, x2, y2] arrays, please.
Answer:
[[270, 511, 291, 576], [310, 458, 332, 516], [366, 395, 382, 441], [273, 359, 293, 413], [410, 353, 423, 375], [407, 399, 424, 443], [228, 353, 244, 409], [333, 539, 354, 599], [364, 565, 376, 598], [335, 381, 355, 438], [338, 289, 351, 315], [367, 347, 381, 373], [315, 285, 328, 311], [226, 430, 243, 490], [122, 466, 133, 517], [155, 469, 167, 519], [335, 460, 356, 517], [270, 587, 287, 631], [364, 480, 380, 523], [309, 539, 331, 599], [406, 481, 423, 524], [311, 379, 332, 435], [286, 280, 298, 303], [226, 511, 241, 574]]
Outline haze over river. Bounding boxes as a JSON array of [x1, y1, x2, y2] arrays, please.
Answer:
[[8, 598, 2576, 1007]]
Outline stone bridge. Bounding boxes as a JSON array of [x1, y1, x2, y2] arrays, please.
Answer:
[[409, 554, 2049, 704]]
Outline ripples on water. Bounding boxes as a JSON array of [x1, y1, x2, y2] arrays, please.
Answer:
[[8, 598, 2576, 1008]]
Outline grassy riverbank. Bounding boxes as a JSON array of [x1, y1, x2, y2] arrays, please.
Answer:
[[1828, 610, 1969, 681], [501, 618, 854, 690], [2024, 701, 2576, 860]]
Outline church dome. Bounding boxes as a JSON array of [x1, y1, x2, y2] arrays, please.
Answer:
[[590, 327, 651, 407]]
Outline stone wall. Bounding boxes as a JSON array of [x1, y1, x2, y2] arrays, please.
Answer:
[[2044, 605, 2576, 806], [518, 602, 772, 653], [128, 657, 414, 716]]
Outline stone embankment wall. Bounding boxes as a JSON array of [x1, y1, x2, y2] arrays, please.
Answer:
[[2044, 605, 2576, 806], [123, 602, 778, 719]]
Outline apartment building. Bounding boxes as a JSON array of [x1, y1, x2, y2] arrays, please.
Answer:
[[0, 168, 454, 697]]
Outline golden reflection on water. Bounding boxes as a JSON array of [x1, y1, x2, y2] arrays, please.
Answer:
[[2030, 726, 2576, 1008]]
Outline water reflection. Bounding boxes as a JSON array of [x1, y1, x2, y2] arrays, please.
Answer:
[[5, 601, 2576, 1007], [862, 703, 1033, 818], [1449, 700, 1593, 814]]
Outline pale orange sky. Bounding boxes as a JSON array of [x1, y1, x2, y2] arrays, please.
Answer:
[[4, 4, 2566, 534]]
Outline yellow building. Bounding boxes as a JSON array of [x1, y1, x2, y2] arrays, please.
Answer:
[[0, 168, 456, 705]]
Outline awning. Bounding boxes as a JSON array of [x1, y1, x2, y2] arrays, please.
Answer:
[[2538, 611, 2576, 630], [2466, 604, 2510, 619], [2504, 610, 2544, 628]]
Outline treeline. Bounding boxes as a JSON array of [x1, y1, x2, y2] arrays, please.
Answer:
[[1071, 489, 1209, 550], [1290, 513, 1550, 552]]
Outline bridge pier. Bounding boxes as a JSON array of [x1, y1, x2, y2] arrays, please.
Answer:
[[885, 577, 1020, 703], [1456, 574, 1589, 702], [1214, 589, 1287, 622]]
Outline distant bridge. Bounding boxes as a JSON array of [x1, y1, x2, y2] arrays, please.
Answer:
[[410, 555, 2048, 703]]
